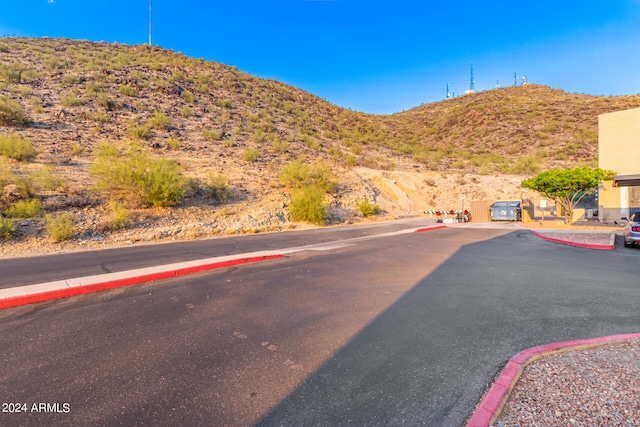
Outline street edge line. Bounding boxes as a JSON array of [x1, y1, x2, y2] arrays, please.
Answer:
[[466, 332, 640, 427], [415, 225, 447, 232], [0, 254, 284, 310]]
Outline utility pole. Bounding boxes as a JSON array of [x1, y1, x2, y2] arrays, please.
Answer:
[[148, 0, 153, 45]]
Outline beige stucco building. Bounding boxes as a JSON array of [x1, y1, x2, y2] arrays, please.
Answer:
[[598, 107, 640, 221]]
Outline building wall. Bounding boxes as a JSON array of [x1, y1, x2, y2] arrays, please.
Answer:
[[598, 107, 640, 175], [598, 107, 640, 221]]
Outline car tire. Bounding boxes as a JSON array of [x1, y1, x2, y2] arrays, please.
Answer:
[[624, 240, 633, 248]]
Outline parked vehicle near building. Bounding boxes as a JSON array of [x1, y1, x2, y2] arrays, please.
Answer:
[[623, 211, 640, 247]]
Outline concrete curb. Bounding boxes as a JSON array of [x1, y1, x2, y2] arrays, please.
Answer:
[[531, 230, 616, 250], [0, 254, 284, 310], [466, 332, 640, 427], [415, 225, 448, 233]]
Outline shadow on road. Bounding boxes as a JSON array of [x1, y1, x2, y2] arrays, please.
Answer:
[[257, 230, 640, 426]]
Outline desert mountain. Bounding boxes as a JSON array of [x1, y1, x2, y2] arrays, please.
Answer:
[[1, 37, 640, 256]]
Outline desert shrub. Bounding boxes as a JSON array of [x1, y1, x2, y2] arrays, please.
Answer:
[[0, 217, 15, 240], [126, 123, 152, 140], [207, 171, 232, 202], [119, 84, 137, 97], [11, 174, 36, 199], [107, 199, 132, 230], [61, 74, 80, 87], [271, 137, 289, 154], [241, 148, 261, 162], [96, 92, 112, 108], [0, 96, 30, 126], [0, 134, 38, 161], [85, 81, 105, 97], [5, 198, 43, 218], [45, 213, 75, 242], [32, 166, 66, 192], [60, 92, 88, 107], [181, 91, 194, 103], [251, 130, 265, 143], [166, 138, 181, 150], [202, 128, 223, 141], [510, 154, 541, 174], [0, 157, 11, 187], [289, 184, 328, 225], [29, 96, 44, 113], [181, 106, 192, 117], [90, 141, 185, 207], [148, 111, 171, 130], [356, 200, 380, 217], [144, 159, 186, 207], [71, 143, 85, 156], [278, 160, 336, 192], [216, 99, 232, 109]]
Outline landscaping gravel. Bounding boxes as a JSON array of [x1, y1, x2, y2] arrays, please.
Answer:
[[495, 340, 640, 427]]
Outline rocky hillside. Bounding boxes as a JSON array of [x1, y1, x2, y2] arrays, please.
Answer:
[[1, 37, 639, 257]]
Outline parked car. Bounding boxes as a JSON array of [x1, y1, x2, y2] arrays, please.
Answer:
[[623, 211, 640, 247]]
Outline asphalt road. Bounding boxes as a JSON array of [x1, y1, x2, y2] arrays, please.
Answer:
[[0, 218, 435, 289], [1, 223, 639, 426]]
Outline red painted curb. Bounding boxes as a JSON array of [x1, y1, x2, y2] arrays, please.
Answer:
[[531, 230, 615, 250], [415, 225, 447, 232], [465, 332, 640, 427], [0, 254, 285, 310]]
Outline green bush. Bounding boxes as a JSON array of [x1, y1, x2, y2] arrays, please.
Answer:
[[207, 171, 232, 202], [119, 84, 137, 97], [29, 96, 44, 113], [0, 217, 15, 240], [202, 128, 223, 141], [0, 96, 29, 126], [144, 159, 186, 207], [166, 138, 181, 150], [289, 185, 329, 225], [241, 148, 261, 162], [60, 92, 88, 107], [126, 123, 152, 140], [271, 138, 290, 154], [356, 200, 380, 217], [5, 198, 43, 218], [0, 134, 38, 161], [61, 74, 80, 87], [182, 106, 192, 117], [278, 160, 336, 192], [148, 111, 171, 130], [216, 99, 232, 109], [45, 213, 75, 242], [0, 157, 11, 187], [107, 200, 132, 230], [71, 143, 85, 156], [181, 91, 194, 103], [90, 142, 185, 207], [32, 165, 66, 192]]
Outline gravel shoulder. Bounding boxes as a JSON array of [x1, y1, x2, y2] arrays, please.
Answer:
[[495, 340, 640, 427]]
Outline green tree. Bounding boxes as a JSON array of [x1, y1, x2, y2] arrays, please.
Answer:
[[521, 167, 613, 223]]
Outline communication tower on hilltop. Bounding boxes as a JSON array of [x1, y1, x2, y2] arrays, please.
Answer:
[[469, 63, 475, 92], [514, 72, 517, 86], [148, 0, 153, 45], [446, 83, 450, 99]]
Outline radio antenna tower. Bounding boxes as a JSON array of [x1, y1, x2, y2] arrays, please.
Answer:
[[469, 63, 475, 92], [148, 0, 153, 45], [446, 83, 450, 99], [513, 72, 517, 86]]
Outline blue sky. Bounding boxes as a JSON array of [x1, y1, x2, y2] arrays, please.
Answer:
[[2, 1, 640, 114]]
